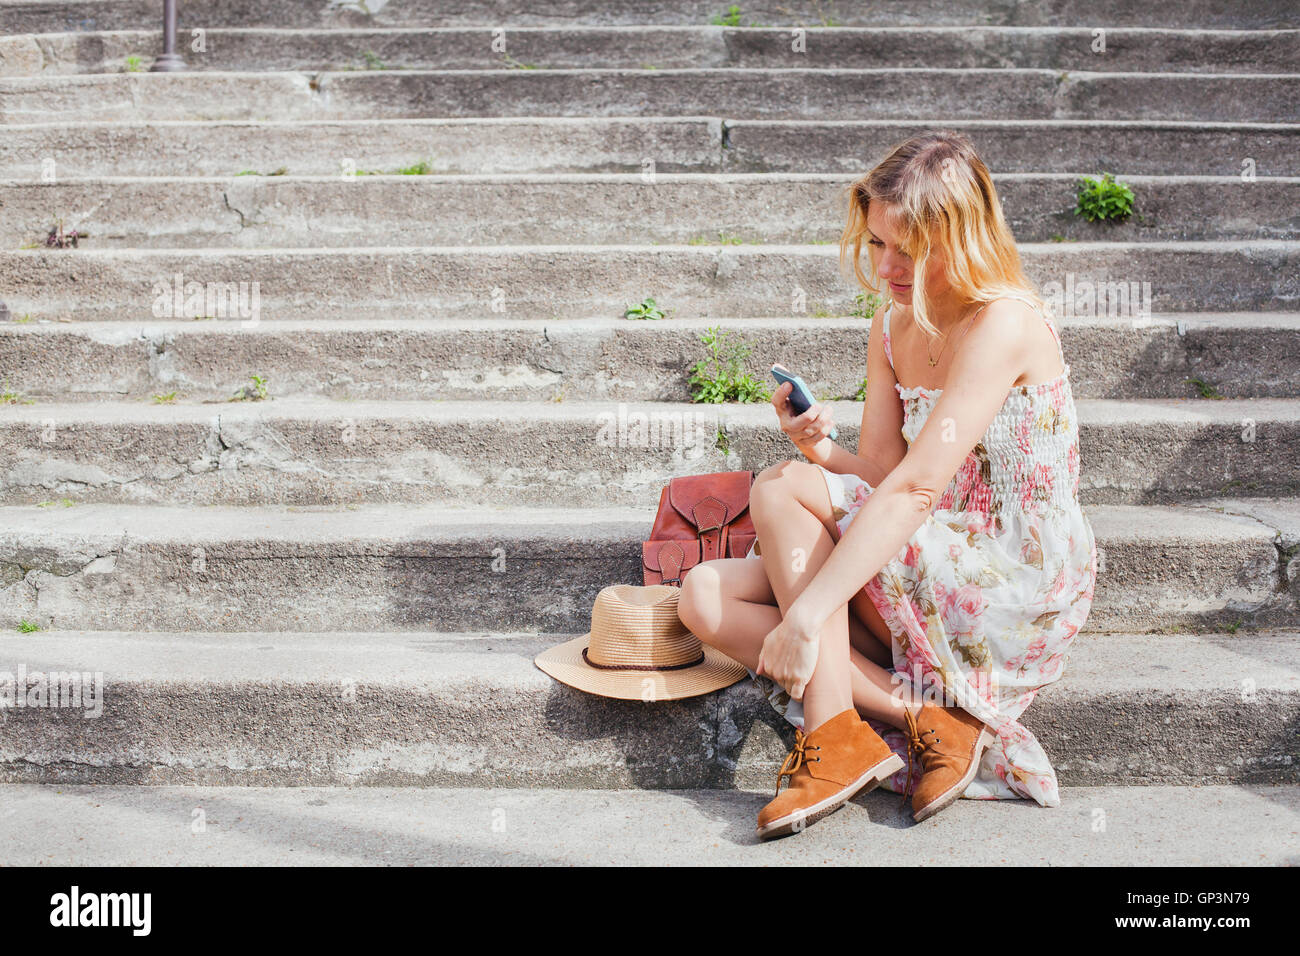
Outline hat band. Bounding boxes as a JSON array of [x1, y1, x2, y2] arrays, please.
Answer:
[[581, 646, 706, 672]]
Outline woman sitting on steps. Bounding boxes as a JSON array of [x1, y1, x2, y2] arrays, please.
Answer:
[[676, 130, 1098, 840]]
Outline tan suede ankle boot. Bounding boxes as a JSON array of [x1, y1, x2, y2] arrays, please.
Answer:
[[902, 701, 998, 822], [756, 708, 904, 840]]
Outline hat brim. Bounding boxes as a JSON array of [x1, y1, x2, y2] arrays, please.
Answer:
[[534, 634, 750, 701]]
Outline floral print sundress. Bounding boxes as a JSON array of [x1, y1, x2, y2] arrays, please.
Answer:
[[744, 294, 1098, 807]]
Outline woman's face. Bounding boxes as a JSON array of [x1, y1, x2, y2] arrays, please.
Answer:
[[865, 201, 948, 306]]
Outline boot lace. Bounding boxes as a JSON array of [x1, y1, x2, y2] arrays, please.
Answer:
[[773, 728, 822, 797], [901, 707, 941, 803]]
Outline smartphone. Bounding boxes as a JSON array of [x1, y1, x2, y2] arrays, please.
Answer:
[[771, 363, 838, 440]]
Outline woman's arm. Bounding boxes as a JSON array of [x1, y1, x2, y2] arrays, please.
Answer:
[[756, 301, 1036, 698], [794, 304, 908, 486]]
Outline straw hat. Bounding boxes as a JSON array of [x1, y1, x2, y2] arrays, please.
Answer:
[[535, 583, 748, 701]]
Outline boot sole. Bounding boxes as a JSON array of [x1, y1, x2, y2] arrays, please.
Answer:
[[756, 752, 905, 841], [912, 726, 998, 823]]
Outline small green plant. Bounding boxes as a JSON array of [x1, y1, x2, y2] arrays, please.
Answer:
[[361, 50, 386, 70], [1184, 377, 1225, 400], [235, 167, 288, 177], [688, 326, 771, 404], [1074, 172, 1135, 223], [12, 313, 33, 323], [854, 376, 869, 401], [851, 290, 884, 320], [125, 55, 143, 72], [351, 159, 435, 176], [1, 382, 34, 405], [711, 5, 744, 26], [17, 619, 40, 633], [36, 498, 75, 508], [688, 231, 745, 246], [500, 55, 539, 69], [623, 297, 668, 321], [151, 391, 178, 404], [230, 375, 269, 402]]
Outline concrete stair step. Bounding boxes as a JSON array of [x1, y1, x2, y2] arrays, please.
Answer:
[[3, 397, 1300, 508], [3, 242, 1297, 321], [0, 628, 1295, 787], [5, 173, 1297, 248], [2, 0, 1293, 31], [0, 500, 1295, 633], [3, 118, 1294, 177], [0, 782, 1292, 864], [724, 119, 1300, 176], [4, 69, 1297, 124], [5, 26, 1297, 75], [4, 314, 1299, 403]]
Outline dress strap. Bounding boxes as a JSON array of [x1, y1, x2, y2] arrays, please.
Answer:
[[982, 293, 1064, 364], [881, 301, 895, 371]]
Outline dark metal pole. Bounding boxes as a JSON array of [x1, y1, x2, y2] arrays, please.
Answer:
[[150, 0, 187, 72]]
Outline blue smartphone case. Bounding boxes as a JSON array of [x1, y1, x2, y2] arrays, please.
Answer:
[[771, 364, 838, 440]]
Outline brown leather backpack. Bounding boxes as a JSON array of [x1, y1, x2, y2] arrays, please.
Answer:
[[642, 470, 758, 587]]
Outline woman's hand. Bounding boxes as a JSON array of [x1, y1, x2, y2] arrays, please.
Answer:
[[772, 381, 836, 454], [755, 606, 822, 701]]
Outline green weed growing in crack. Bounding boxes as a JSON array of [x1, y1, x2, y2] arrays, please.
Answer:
[[17, 619, 41, 634], [152, 391, 178, 404], [689, 326, 771, 404], [351, 158, 435, 176], [795, 0, 843, 27], [854, 376, 869, 401], [711, 5, 744, 26], [230, 375, 269, 402], [1185, 377, 1225, 399], [1, 381, 34, 405], [688, 231, 752, 246], [36, 499, 75, 508], [500, 54, 539, 69], [624, 297, 669, 320], [124, 55, 143, 72], [851, 290, 884, 320], [1074, 172, 1135, 223], [235, 167, 288, 177]]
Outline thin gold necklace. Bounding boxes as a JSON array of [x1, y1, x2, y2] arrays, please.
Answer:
[[925, 301, 982, 366]]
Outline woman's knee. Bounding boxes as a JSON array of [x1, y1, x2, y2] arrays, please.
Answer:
[[750, 459, 805, 512], [751, 459, 822, 517], [676, 564, 721, 637]]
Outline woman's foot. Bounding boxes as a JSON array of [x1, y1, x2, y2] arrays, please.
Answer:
[[902, 701, 998, 822], [756, 708, 904, 840]]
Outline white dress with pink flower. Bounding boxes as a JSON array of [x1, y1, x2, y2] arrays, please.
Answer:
[[744, 295, 1099, 807]]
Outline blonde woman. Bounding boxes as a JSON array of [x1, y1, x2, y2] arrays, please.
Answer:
[[677, 130, 1098, 840]]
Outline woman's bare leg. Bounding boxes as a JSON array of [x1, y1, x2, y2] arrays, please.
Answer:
[[678, 462, 921, 732]]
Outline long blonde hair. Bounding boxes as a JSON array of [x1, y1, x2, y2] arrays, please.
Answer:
[[839, 129, 1050, 342]]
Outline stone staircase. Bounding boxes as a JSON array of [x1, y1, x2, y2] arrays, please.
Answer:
[[1, 1, 1298, 857]]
